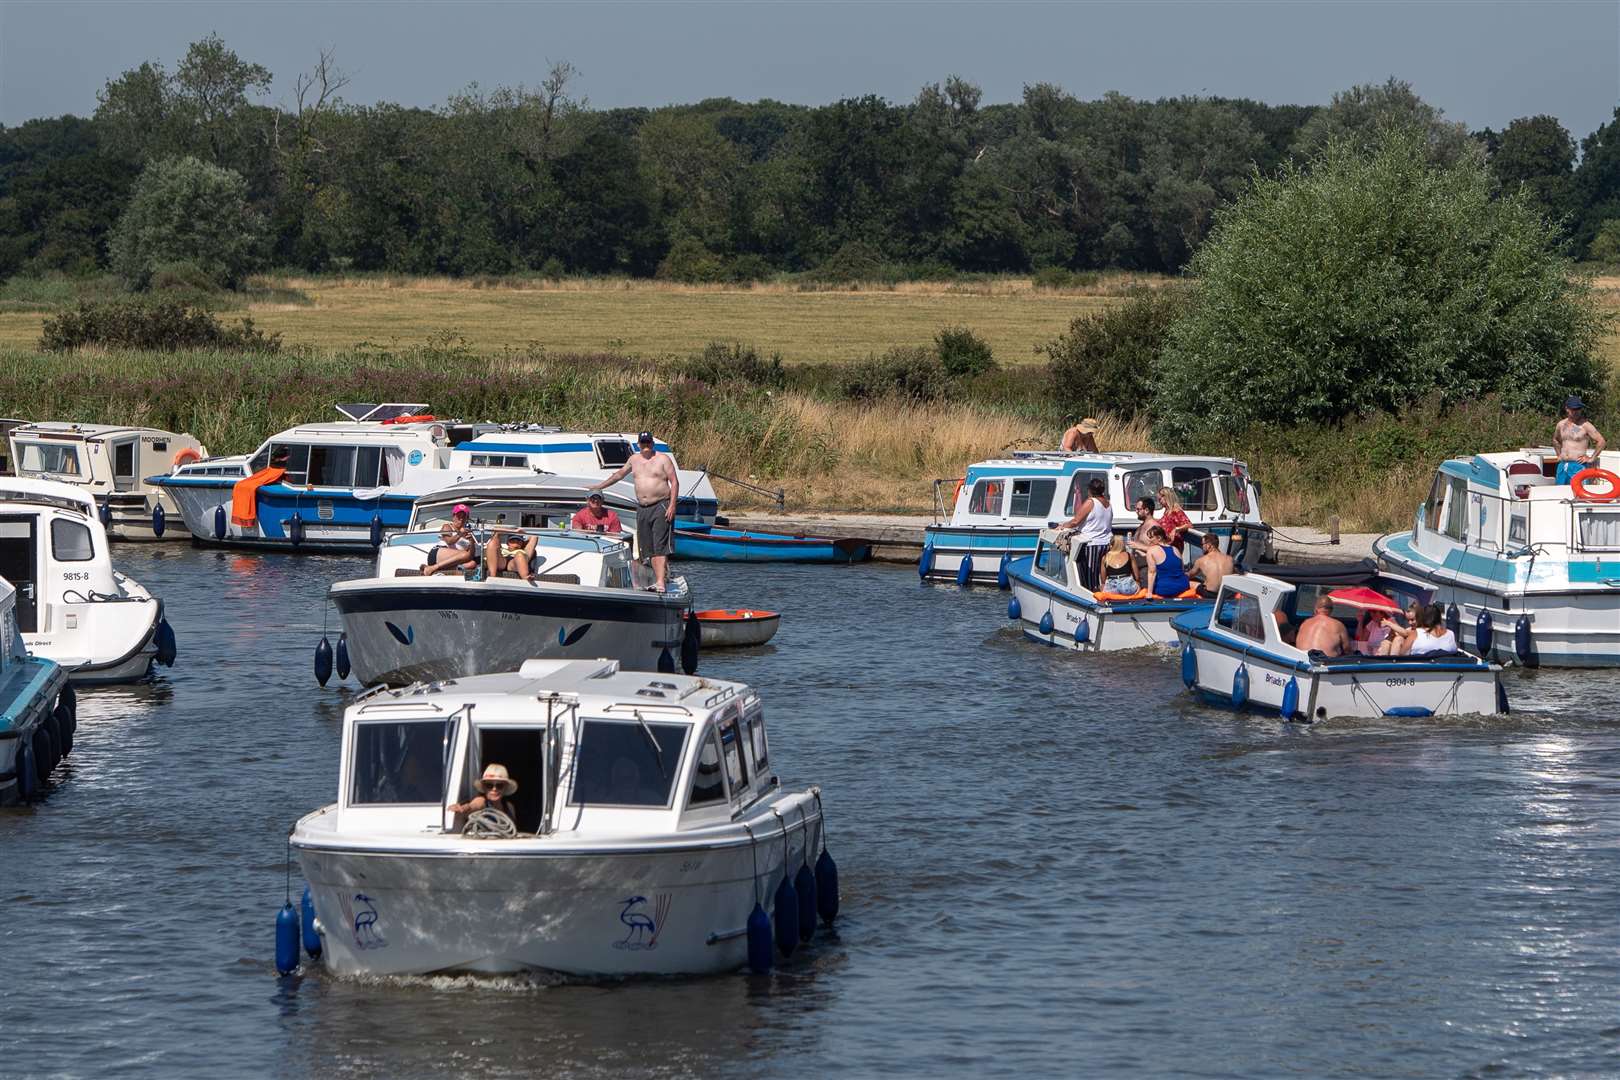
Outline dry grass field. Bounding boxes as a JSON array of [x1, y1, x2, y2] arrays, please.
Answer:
[[0, 274, 1147, 362]]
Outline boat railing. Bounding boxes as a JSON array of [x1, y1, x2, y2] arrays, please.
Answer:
[[1427, 482, 1620, 559], [931, 477, 965, 523]]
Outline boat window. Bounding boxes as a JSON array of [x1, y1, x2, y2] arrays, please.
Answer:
[[1171, 467, 1215, 511], [268, 443, 310, 484], [596, 440, 634, 467], [17, 442, 83, 477], [1009, 478, 1056, 519], [1507, 506, 1530, 549], [718, 716, 749, 794], [570, 719, 688, 807], [967, 479, 1004, 516], [468, 454, 530, 469], [1035, 539, 1067, 581], [1218, 473, 1250, 514], [1442, 478, 1468, 541], [1577, 510, 1620, 550], [1215, 589, 1266, 642], [349, 719, 446, 805], [1423, 473, 1447, 531], [1122, 469, 1162, 511], [308, 445, 357, 487], [355, 446, 383, 488], [1061, 473, 1102, 515], [50, 519, 94, 562], [113, 441, 135, 480], [687, 731, 726, 806], [745, 705, 768, 773]]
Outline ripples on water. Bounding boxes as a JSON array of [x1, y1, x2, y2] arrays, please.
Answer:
[[4, 548, 1619, 1078]]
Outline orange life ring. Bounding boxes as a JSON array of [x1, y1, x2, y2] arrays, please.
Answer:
[[1571, 467, 1620, 502], [172, 447, 202, 468]]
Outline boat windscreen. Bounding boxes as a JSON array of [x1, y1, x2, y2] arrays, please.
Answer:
[[569, 719, 687, 807], [349, 719, 447, 804]]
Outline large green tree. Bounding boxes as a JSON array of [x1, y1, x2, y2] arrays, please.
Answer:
[[1481, 115, 1575, 223], [1154, 130, 1606, 447], [108, 155, 261, 288], [1291, 77, 1477, 167]]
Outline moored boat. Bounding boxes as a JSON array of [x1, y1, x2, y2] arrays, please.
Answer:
[[696, 610, 781, 648], [10, 422, 207, 540], [329, 477, 695, 685], [0, 575, 73, 804], [674, 523, 871, 563], [1373, 448, 1620, 667], [292, 658, 835, 977], [0, 479, 173, 683], [1173, 571, 1505, 720], [923, 451, 1269, 584]]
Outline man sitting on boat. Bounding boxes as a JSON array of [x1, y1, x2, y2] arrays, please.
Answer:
[[420, 505, 478, 576], [1555, 396, 1606, 485], [448, 763, 519, 830], [1295, 596, 1351, 657], [570, 492, 623, 534], [1188, 532, 1234, 599], [1060, 417, 1100, 453]]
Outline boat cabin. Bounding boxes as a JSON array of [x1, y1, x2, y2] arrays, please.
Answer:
[[943, 452, 1263, 529], [1208, 569, 1434, 657], [332, 660, 777, 838], [10, 423, 207, 539]]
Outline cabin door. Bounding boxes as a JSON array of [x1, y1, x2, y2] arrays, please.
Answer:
[[111, 439, 137, 491], [0, 515, 39, 632]]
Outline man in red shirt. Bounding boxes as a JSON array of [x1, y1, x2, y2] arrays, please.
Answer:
[[570, 492, 622, 533]]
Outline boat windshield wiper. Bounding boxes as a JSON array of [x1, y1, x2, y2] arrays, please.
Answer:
[[633, 710, 667, 780]]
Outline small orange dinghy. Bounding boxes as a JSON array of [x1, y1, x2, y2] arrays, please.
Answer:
[[694, 609, 781, 648]]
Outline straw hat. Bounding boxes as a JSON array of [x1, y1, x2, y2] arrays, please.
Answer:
[[477, 763, 517, 795], [1077, 417, 1100, 434]]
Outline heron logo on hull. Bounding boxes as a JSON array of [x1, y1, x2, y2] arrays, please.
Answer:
[[339, 892, 387, 951], [613, 894, 671, 951]]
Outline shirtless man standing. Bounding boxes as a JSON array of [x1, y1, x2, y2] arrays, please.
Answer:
[[591, 432, 679, 592], [1294, 596, 1350, 657], [1188, 532, 1235, 599], [1555, 396, 1606, 485]]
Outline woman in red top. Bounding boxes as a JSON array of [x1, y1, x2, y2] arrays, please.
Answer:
[[1155, 486, 1192, 546]]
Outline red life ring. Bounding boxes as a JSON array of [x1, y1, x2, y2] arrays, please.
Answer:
[[1571, 467, 1620, 502], [172, 447, 202, 468], [380, 414, 435, 426]]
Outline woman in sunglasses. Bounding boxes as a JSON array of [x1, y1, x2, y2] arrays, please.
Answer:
[[448, 763, 519, 827]]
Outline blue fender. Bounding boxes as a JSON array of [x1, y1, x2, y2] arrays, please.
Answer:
[[996, 552, 1011, 590], [369, 514, 384, 548], [275, 902, 299, 975], [288, 513, 304, 547], [335, 633, 350, 681], [1495, 677, 1510, 715], [1281, 676, 1300, 719], [955, 556, 973, 587], [917, 543, 934, 579], [1038, 610, 1054, 635], [1444, 603, 1460, 641], [773, 874, 798, 958], [300, 885, 322, 959], [1232, 663, 1250, 708], [794, 863, 817, 942], [314, 636, 333, 687], [1474, 609, 1493, 658], [150, 504, 166, 538], [1007, 595, 1021, 621], [213, 504, 228, 540], [746, 903, 773, 974], [99, 501, 112, 527], [1073, 617, 1090, 643], [1180, 644, 1198, 688], [1513, 615, 1532, 666]]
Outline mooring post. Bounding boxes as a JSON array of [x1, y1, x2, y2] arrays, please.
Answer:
[[1329, 515, 1341, 545]]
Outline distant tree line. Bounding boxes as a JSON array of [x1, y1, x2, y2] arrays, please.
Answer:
[[3, 34, 1619, 286]]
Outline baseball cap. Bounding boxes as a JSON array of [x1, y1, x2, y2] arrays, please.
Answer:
[[452, 503, 471, 516], [637, 431, 654, 445], [586, 492, 604, 502], [1565, 396, 1586, 411]]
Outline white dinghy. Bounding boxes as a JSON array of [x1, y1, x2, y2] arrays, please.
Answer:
[[292, 659, 836, 978], [0, 479, 173, 684], [328, 477, 695, 686]]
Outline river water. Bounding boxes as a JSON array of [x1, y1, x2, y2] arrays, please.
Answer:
[[4, 546, 1619, 1078]]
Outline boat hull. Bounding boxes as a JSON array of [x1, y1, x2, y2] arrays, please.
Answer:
[[1173, 619, 1503, 719], [331, 579, 692, 685], [294, 796, 822, 978], [0, 658, 69, 805], [1375, 532, 1620, 667], [1008, 560, 1204, 652], [154, 476, 418, 552], [696, 611, 780, 648], [925, 522, 1270, 584], [673, 524, 870, 563], [94, 491, 190, 542], [25, 590, 163, 685]]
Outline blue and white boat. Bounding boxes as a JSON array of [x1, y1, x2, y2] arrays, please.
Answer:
[[449, 428, 720, 524], [673, 522, 871, 563], [1172, 570, 1505, 721], [922, 451, 1269, 584], [0, 575, 73, 804], [1373, 448, 1620, 667], [151, 404, 514, 552], [1006, 528, 1208, 651]]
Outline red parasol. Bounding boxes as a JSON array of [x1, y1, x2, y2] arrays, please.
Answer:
[[1325, 586, 1401, 613]]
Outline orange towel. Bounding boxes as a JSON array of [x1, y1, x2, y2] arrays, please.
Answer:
[[1093, 586, 1202, 602], [231, 467, 285, 527]]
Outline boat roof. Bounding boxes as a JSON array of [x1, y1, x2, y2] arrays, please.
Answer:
[[11, 422, 188, 440], [0, 477, 97, 515], [415, 475, 640, 514], [335, 403, 431, 422], [355, 660, 746, 720], [265, 421, 445, 441], [463, 430, 673, 450], [977, 451, 1249, 472]]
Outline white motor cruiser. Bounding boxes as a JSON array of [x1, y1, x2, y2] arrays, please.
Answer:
[[292, 659, 834, 977], [0, 479, 173, 684], [9, 422, 207, 540], [329, 477, 695, 686], [1374, 449, 1620, 667], [1173, 571, 1505, 721]]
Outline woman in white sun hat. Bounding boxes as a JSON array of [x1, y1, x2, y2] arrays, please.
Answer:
[[448, 763, 519, 823]]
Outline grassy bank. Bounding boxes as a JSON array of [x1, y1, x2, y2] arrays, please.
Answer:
[[3, 342, 1600, 531]]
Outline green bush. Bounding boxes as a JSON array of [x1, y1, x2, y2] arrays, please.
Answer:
[[109, 156, 261, 290], [655, 237, 727, 283], [934, 325, 996, 378], [1155, 130, 1608, 447], [40, 300, 281, 353], [1042, 286, 1188, 422], [1588, 218, 1620, 266], [676, 342, 786, 389], [839, 346, 947, 402], [810, 241, 888, 283], [722, 253, 775, 284]]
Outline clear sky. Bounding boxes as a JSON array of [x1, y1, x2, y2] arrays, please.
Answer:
[[2, 0, 1616, 138]]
